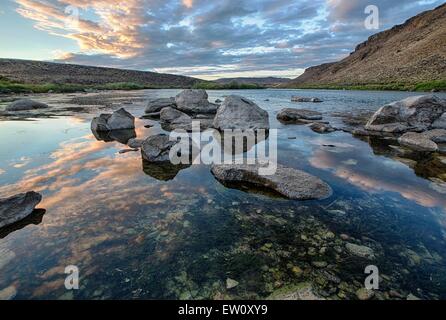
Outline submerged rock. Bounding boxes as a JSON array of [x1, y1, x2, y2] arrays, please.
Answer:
[[213, 95, 269, 131], [398, 132, 438, 152], [267, 283, 323, 300], [226, 278, 239, 289], [5, 99, 49, 111], [142, 160, 190, 181], [277, 108, 323, 123], [291, 96, 323, 103], [308, 122, 336, 133], [144, 97, 176, 114], [211, 164, 332, 200], [0, 192, 42, 229], [365, 95, 446, 132], [345, 243, 375, 259], [91, 108, 135, 131], [175, 89, 218, 114], [356, 288, 375, 300]]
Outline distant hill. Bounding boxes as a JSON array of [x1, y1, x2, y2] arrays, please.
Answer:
[[287, 3, 446, 90], [0, 58, 201, 88], [216, 77, 290, 87]]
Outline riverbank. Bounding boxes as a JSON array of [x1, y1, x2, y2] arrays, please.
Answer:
[[284, 80, 446, 92]]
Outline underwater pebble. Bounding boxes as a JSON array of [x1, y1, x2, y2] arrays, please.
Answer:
[[407, 293, 421, 300], [312, 261, 328, 268], [226, 278, 239, 289], [356, 288, 374, 300], [346, 243, 375, 259]]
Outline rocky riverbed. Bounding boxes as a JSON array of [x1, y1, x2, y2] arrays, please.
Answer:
[[0, 89, 446, 300]]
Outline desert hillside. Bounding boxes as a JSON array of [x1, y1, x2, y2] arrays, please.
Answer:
[[0, 58, 201, 88], [288, 3, 446, 88]]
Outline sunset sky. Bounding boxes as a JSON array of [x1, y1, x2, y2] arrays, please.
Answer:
[[0, 0, 443, 80]]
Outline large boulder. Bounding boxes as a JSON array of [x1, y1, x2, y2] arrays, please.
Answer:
[[91, 108, 135, 132], [213, 95, 270, 131], [398, 132, 438, 152], [365, 95, 446, 132], [175, 89, 218, 114], [6, 99, 49, 111], [211, 164, 332, 200], [160, 107, 213, 132], [277, 108, 323, 123], [144, 97, 176, 114], [0, 192, 42, 228]]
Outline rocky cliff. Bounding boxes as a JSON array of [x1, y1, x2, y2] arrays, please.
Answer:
[[288, 3, 446, 88]]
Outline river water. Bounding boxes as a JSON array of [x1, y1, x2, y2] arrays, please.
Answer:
[[0, 89, 446, 300]]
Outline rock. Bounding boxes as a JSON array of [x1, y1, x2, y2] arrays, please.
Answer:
[[226, 278, 239, 289], [365, 95, 446, 132], [213, 95, 269, 131], [308, 122, 335, 133], [160, 107, 192, 131], [5, 99, 49, 111], [356, 288, 375, 300], [0, 286, 17, 300], [144, 97, 176, 114], [277, 108, 323, 122], [92, 128, 136, 145], [160, 107, 213, 132], [312, 261, 328, 268], [422, 129, 446, 143], [91, 108, 135, 132], [118, 148, 139, 154], [398, 132, 438, 152], [432, 113, 446, 129], [127, 138, 144, 149], [141, 134, 178, 162], [142, 160, 190, 181], [346, 243, 375, 259], [0, 192, 42, 229], [267, 283, 324, 300], [407, 293, 421, 300], [141, 134, 195, 163], [291, 96, 323, 103], [215, 99, 222, 103], [175, 89, 218, 114], [211, 164, 332, 200]]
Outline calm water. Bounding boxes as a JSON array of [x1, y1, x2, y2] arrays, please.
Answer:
[[1, 89, 446, 300]]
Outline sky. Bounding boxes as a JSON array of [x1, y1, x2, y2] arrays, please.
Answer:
[[0, 0, 443, 80]]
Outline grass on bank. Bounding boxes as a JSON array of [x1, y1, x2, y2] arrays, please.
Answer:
[[287, 80, 446, 92], [192, 81, 264, 90]]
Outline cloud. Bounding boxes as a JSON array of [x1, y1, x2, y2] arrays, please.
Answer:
[[12, 0, 444, 78]]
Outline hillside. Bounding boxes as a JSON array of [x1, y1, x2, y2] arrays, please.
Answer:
[[287, 3, 446, 90], [0, 58, 201, 89], [215, 77, 290, 87]]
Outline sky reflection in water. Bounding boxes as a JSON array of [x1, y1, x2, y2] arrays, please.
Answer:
[[0, 89, 446, 300]]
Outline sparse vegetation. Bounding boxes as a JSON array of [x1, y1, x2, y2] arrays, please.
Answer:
[[288, 80, 446, 92], [192, 81, 264, 90], [0, 78, 154, 94]]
